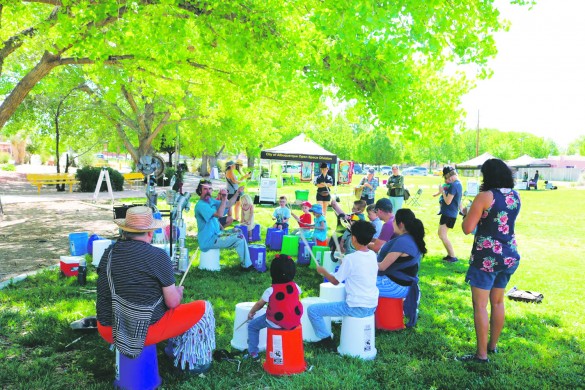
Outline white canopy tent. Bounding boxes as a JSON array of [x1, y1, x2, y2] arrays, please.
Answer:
[[455, 152, 497, 170], [506, 154, 551, 168], [260, 134, 338, 164], [258, 134, 339, 204]]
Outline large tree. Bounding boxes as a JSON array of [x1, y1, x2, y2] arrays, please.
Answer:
[[1, 0, 536, 150]]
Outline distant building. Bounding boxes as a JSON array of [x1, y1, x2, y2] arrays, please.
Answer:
[[0, 142, 11, 154]]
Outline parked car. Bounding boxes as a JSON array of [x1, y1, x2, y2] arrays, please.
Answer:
[[402, 166, 428, 176], [379, 166, 392, 175]]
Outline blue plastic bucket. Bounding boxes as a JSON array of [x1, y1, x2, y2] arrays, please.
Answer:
[[87, 234, 102, 255], [69, 232, 89, 256]]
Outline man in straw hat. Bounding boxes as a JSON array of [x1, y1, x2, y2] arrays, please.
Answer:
[[195, 180, 254, 270], [96, 206, 216, 374]]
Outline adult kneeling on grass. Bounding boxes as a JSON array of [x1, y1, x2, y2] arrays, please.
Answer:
[[96, 206, 216, 374]]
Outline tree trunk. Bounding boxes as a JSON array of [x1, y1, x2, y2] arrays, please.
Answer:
[[199, 153, 209, 176], [0, 51, 58, 130]]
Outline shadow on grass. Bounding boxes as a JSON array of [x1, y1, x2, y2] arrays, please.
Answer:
[[0, 252, 583, 388]]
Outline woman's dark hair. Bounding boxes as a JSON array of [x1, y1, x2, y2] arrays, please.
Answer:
[[270, 254, 296, 284], [395, 209, 427, 256], [480, 158, 515, 191]]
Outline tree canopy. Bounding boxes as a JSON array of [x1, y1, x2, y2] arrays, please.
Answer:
[[1, 0, 537, 162]]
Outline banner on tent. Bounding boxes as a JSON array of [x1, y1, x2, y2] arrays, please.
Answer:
[[301, 162, 313, 182], [338, 160, 353, 184], [260, 151, 336, 164]]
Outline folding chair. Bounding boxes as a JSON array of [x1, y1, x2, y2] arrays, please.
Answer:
[[407, 188, 423, 207]]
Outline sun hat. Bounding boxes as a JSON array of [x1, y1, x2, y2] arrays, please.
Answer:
[[374, 198, 393, 213], [236, 159, 244, 165], [114, 206, 166, 232], [368, 168, 375, 174], [301, 201, 312, 208], [309, 204, 323, 214], [226, 160, 235, 169]]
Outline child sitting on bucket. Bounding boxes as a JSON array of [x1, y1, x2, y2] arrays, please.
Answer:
[[244, 255, 303, 360], [272, 196, 291, 231], [308, 204, 328, 246], [239, 194, 258, 241], [291, 201, 313, 238], [307, 220, 379, 350]]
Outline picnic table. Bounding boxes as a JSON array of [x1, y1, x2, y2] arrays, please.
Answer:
[[122, 172, 144, 189], [26, 173, 79, 193]]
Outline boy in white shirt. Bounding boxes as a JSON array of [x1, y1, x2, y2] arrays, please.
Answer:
[[272, 196, 291, 231], [307, 220, 379, 349]]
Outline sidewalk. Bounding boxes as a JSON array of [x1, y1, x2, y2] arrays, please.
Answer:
[[0, 167, 229, 205]]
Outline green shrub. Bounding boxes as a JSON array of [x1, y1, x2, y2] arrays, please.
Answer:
[[75, 166, 124, 192], [1, 164, 16, 171], [0, 151, 10, 164], [157, 166, 175, 186]]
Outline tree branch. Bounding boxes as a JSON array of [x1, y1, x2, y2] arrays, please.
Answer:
[[144, 111, 171, 147]]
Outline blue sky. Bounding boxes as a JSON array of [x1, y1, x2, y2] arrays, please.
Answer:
[[461, 0, 585, 148]]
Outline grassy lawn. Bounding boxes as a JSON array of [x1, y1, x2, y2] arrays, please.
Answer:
[[1, 175, 584, 389]]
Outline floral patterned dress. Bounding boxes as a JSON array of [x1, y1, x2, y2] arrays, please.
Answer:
[[470, 189, 521, 272]]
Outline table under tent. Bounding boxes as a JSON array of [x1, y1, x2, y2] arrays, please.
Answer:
[[258, 134, 338, 205]]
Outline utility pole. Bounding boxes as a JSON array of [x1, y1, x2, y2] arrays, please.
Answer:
[[475, 110, 480, 157]]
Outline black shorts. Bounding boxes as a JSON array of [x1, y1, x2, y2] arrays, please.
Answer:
[[439, 215, 457, 229], [361, 196, 374, 205], [228, 192, 241, 202], [316, 192, 331, 201]]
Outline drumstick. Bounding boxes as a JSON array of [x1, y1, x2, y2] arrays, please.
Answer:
[[178, 248, 200, 287], [299, 232, 321, 267], [234, 318, 249, 331]]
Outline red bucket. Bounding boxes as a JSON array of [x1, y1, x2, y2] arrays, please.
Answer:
[[263, 325, 306, 376]]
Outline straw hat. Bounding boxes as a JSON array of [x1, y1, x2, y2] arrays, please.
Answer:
[[236, 159, 244, 166], [114, 206, 166, 233]]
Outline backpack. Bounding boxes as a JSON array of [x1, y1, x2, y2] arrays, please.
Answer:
[[403, 188, 410, 201]]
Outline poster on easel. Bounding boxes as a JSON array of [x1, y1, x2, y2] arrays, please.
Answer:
[[300, 162, 313, 182], [338, 160, 353, 184]]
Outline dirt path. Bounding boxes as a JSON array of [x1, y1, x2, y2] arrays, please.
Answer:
[[0, 201, 119, 282]]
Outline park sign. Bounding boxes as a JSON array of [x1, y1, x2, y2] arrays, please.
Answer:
[[260, 134, 337, 164]]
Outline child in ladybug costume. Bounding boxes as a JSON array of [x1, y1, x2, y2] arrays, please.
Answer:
[[244, 254, 303, 360]]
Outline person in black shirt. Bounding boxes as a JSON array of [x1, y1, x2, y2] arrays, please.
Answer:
[[314, 162, 333, 216]]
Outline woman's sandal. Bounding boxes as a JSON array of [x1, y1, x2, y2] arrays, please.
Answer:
[[457, 354, 489, 363]]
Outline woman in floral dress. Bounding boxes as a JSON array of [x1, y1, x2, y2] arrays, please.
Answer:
[[460, 158, 521, 363]]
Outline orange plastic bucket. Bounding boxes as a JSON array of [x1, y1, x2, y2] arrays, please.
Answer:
[[263, 325, 306, 376], [375, 297, 405, 331]]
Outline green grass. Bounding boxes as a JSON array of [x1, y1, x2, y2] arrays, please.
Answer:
[[1, 176, 584, 389]]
